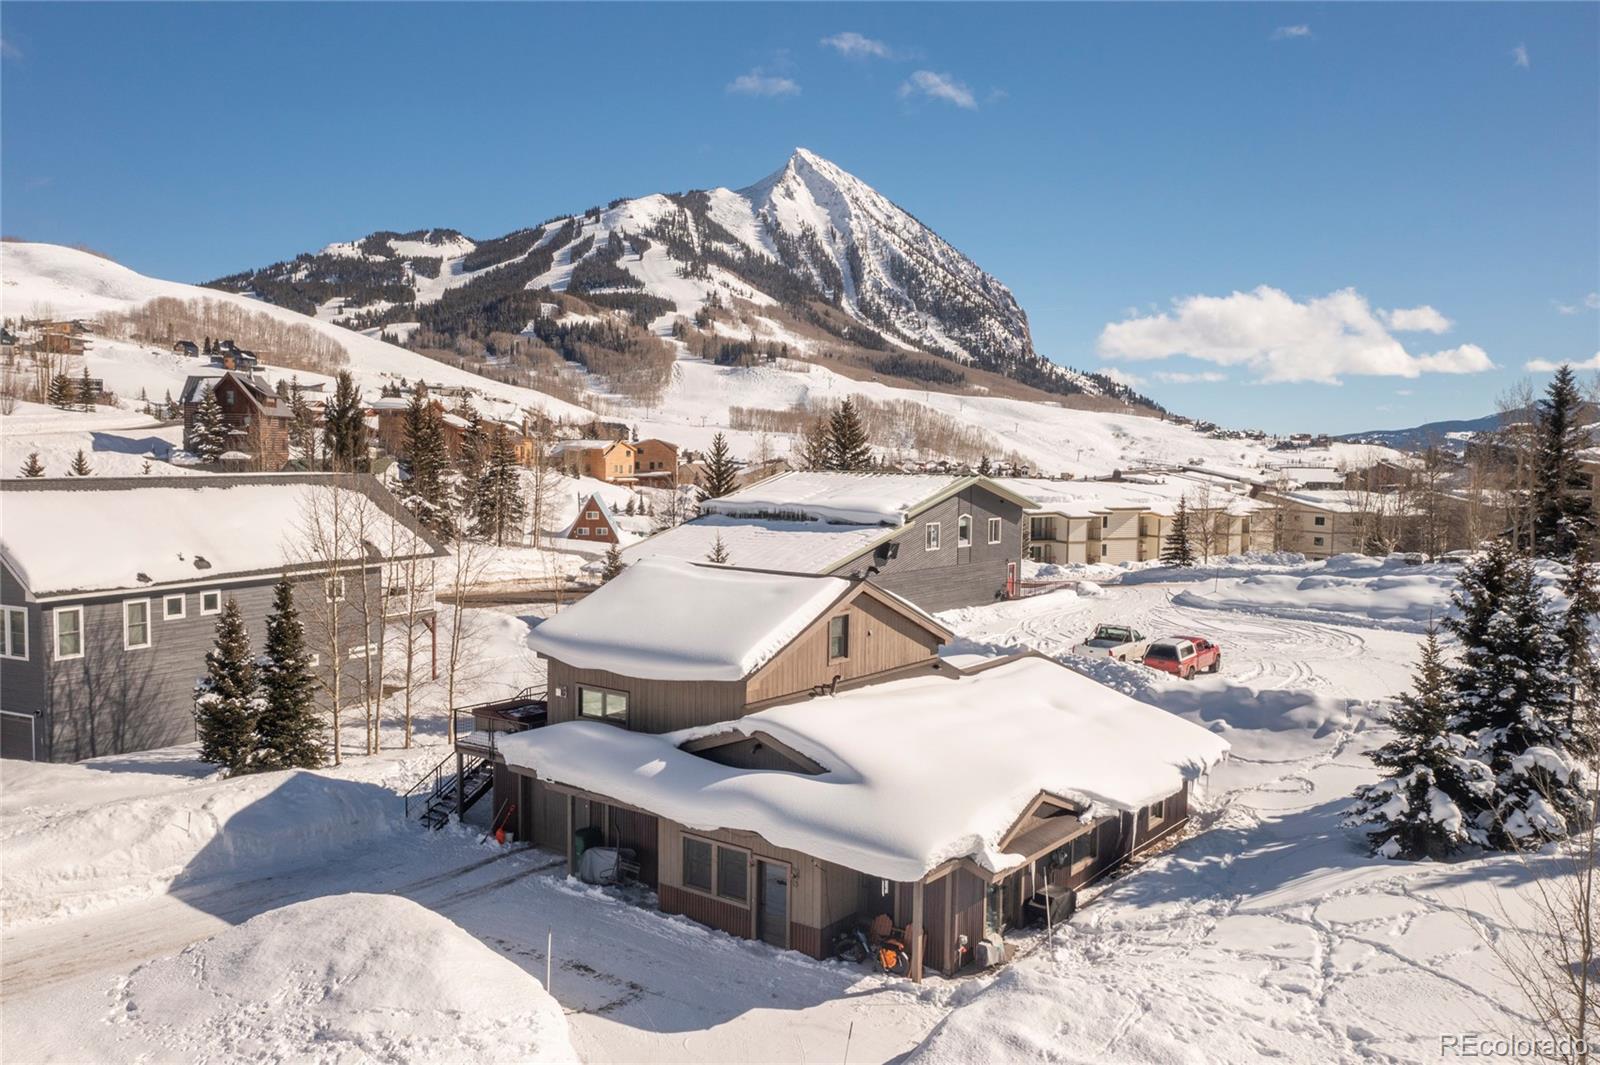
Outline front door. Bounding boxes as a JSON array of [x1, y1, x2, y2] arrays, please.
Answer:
[[757, 861, 788, 948]]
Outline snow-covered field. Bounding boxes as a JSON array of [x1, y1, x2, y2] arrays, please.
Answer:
[[0, 558, 1555, 1064]]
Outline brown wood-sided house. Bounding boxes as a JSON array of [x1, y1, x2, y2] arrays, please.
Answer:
[[179, 370, 292, 469], [460, 560, 1227, 982], [554, 438, 680, 485]]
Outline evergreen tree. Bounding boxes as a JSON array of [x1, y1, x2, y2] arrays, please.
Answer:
[[601, 543, 625, 582], [458, 401, 487, 482], [624, 495, 636, 517], [255, 579, 324, 770], [473, 425, 526, 545], [321, 370, 368, 472], [190, 387, 229, 462], [706, 533, 731, 564], [162, 389, 176, 420], [1161, 499, 1196, 567], [68, 449, 92, 476], [400, 382, 451, 532], [978, 455, 992, 476], [1345, 630, 1489, 859], [828, 399, 872, 471], [18, 452, 44, 478], [47, 371, 72, 409], [699, 432, 739, 498], [1446, 540, 1586, 849], [1558, 538, 1600, 760], [798, 417, 832, 471], [194, 598, 262, 774], [1532, 364, 1591, 557], [77, 365, 95, 411]]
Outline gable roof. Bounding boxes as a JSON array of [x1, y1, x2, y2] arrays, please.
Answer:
[[498, 654, 1230, 882], [619, 513, 894, 574], [0, 474, 445, 600], [527, 559, 857, 682], [703, 471, 1034, 526]]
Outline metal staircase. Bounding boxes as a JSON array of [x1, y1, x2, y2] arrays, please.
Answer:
[[404, 751, 495, 830]]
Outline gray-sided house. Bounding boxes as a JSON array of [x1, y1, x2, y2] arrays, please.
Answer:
[[619, 471, 1037, 612], [0, 474, 445, 761], [458, 559, 1228, 981]]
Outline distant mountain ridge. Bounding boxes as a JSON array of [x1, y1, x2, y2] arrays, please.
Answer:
[[206, 148, 1154, 409]]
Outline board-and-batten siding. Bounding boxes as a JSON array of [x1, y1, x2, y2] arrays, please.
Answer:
[[544, 659, 747, 733], [0, 563, 47, 755], [745, 589, 941, 705], [23, 568, 380, 762], [830, 485, 1023, 613]]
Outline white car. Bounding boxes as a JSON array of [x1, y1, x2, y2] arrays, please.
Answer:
[[1072, 624, 1152, 662]]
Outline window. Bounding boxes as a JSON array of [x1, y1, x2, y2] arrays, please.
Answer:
[[200, 590, 222, 615], [163, 594, 185, 620], [828, 615, 849, 660], [1102, 516, 1110, 529], [578, 685, 629, 723], [987, 517, 1002, 544], [958, 514, 972, 547], [1313, 536, 1325, 547], [325, 577, 346, 602], [716, 845, 748, 902], [586, 510, 600, 520], [348, 643, 377, 660], [925, 522, 941, 551], [124, 600, 151, 650], [1, 607, 26, 660], [308, 653, 321, 667], [683, 836, 714, 893], [1148, 798, 1167, 827], [1072, 828, 1099, 872], [54, 607, 83, 660], [1313, 516, 1327, 527], [575, 527, 589, 537]]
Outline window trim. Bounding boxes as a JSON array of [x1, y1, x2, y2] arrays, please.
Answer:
[[682, 833, 751, 905], [53, 606, 84, 661], [1071, 826, 1099, 872], [162, 593, 186, 620], [827, 614, 850, 662], [1313, 515, 1327, 527], [577, 684, 629, 724], [1, 606, 27, 661], [957, 513, 973, 548], [1148, 798, 1167, 828], [682, 835, 715, 894], [924, 522, 941, 551], [200, 590, 222, 615], [987, 517, 1002, 544], [325, 576, 346, 603], [123, 598, 152, 651]]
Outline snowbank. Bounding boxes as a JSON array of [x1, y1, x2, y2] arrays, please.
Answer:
[[526, 558, 851, 681], [105, 894, 575, 1063], [499, 655, 1228, 881], [1173, 555, 1457, 631]]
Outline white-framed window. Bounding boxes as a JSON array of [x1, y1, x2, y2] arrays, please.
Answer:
[[123, 599, 152, 650], [575, 527, 589, 537], [987, 517, 1002, 544], [200, 590, 222, 615], [163, 594, 185, 620], [578, 685, 629, 723], [308, 653, 321, 667], [53, 606, 83, 660], [586, 510, 600, 520], [325, 577, 346, 602], [1, 606, 27, 660], [925, 522, 941, 551], [348, 643, 377, 660], [958, 514, 972, 547]]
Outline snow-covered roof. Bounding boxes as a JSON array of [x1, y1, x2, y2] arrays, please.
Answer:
[[704, 471, 997, 526], [526, 559, 853, 681], [0, 475, 441, 598], [498, 655, 1229, 881], [997, 476, 1262, 518], [1270, 489, 1371, 514], [619, 514, 892, 574], [552, 439, 629, 455]]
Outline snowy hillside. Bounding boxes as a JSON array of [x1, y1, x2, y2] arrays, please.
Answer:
[[206, 149, 1143, 404]]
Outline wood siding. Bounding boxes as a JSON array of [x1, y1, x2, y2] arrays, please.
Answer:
[[544, 659, 747, 733], [746, 587, 941, 705]]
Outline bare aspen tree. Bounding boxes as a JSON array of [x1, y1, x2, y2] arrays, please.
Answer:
[[443, 480, 490, 741], [1498, 380, 1539, 550]]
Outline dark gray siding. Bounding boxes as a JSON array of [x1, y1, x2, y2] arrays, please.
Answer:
[[38, 568, 381, 762], [0, 563, 46, 758], [831, 485, 1023, 612]]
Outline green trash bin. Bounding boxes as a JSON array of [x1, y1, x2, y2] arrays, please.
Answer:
[[573, 825, 603, 861]]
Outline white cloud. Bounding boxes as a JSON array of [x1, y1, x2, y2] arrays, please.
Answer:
[[899, 70, 977, 110], [1096, 285, 1495, 383], [1272, 25, 1312, 40], [820, 32, 892, 59], [1151, 371, 1227, 384], [1554, 293, 1600, 315], [1380, 305, 1453, 333], [1526, 353, 1600, 373], [1513, 43, 1530, 68], [727, 70, 800, 98], [1097, 368, 1143, 388], [0, 36, 21, 60]]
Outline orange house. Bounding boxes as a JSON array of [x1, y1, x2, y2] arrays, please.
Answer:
[[556, 440, 638, 482], [633, 438, 680, 485]]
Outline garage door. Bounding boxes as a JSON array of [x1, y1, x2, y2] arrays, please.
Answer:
[[0, 711, 37, 760]]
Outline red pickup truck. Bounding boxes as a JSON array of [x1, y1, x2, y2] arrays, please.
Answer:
[[1142, 636, 1221, 680]]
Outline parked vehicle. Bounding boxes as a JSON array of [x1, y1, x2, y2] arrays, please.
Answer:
[[1072, 624, 1151, 662], [1438, 550, 1473, 566], [1143, 636, 1221, 679], [831, 915, 911, 975]]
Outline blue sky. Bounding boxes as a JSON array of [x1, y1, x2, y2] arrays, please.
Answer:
[[2, 3, 1596, 433]]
